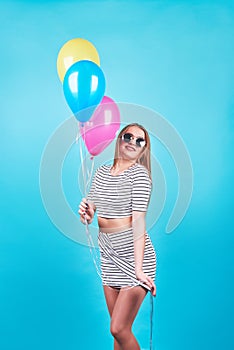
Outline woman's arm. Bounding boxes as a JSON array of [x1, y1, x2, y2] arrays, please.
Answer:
[[132, 211, 146, 274], [132, 211, 156, 295]]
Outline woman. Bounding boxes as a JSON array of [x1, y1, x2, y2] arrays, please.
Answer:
[[78, 123, 156, 350]]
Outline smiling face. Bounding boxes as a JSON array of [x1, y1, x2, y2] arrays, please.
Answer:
[[118, 125, 146, 162]]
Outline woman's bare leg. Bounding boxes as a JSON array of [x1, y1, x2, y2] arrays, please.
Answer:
[[103, 286, 121, 350], [103, 285, 120, 316], [110, 286, 148, 350]]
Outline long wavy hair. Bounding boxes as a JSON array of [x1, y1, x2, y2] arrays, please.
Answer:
[[112, 123, 151, 178]]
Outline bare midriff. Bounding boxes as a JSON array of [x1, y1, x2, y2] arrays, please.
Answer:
[[98, 216, 132, 234]]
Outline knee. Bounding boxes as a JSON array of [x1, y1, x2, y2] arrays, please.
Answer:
[[110, 320, 127, 339]]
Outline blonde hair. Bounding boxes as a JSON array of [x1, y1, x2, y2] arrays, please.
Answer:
[[113, 123, 151, 178]]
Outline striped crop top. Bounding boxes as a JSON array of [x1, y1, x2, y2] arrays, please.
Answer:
[[86, 163, 152, 218]]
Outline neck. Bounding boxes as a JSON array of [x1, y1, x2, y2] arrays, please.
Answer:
[[113, 158, 136, 170]]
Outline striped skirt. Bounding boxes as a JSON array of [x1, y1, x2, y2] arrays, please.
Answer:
[[98, 228, 156, 291]]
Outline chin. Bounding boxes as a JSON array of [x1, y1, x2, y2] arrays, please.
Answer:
[[119, 146, 140, 161], [122, 153, 138, 161]]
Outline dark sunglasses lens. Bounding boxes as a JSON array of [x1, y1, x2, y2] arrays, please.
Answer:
[[123, 133, 132, 142], [136, 138, 146, 147]]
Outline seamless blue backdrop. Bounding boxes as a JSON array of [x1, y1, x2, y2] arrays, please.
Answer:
[[1, 1, 234, 349]]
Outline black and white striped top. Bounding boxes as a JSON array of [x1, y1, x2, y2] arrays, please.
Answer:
[[87, 163, 152, 218]]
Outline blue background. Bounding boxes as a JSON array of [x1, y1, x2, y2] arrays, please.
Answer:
[[1, 0, 233, 349]]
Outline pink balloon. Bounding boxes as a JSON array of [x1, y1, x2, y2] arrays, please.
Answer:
[[79, 96, 121, 156]]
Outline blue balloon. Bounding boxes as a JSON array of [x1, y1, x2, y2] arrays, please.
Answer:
[[63, 60, 106, 122]]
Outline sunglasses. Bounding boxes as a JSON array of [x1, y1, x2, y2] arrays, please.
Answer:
[[121, 133, 146, 148]]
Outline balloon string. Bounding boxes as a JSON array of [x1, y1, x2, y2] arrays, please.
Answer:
[[79, 122, 94, 197], [76, 125, 86, 198], [86, 153, 94, 196], [150, 294, 154, 350], [77, 123, 101, 274], [84, 216, 102, 278], [80, 125, 100, 265]]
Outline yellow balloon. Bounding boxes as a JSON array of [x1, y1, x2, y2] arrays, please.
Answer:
[[56, 38, 100, 82]]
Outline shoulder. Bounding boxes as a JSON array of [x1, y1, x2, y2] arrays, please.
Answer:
[[130, 163, 151, 180], [95, 164, 110, 176], [128, 164, 152, 187]]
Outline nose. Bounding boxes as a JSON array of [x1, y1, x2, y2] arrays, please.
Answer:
[[128, 138, 136, 147]]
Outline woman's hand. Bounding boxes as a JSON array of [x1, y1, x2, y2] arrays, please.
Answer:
[[78, 198, 95, 224], [136, 269, 157, 296]]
